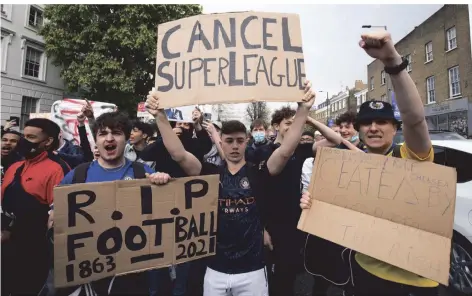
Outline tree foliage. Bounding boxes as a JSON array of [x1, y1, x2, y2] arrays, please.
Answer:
[[41, 4, 202, 114], [245, 102, 270, 124]]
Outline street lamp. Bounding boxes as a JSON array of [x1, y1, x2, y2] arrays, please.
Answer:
[[319, 91, 330, 125], [361, 25, 387, 30], [362, 25, 390, 103]]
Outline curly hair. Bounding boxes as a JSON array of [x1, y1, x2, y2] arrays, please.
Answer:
[[92, 111, 132, 141], [335, 111, 357, 126], [271, 106, 296, 126]]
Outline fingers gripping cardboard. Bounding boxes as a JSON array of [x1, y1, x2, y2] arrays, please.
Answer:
[[53, 175, 219, 288], [298, 147, 457, 285]]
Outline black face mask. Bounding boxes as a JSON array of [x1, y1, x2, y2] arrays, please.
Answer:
[[17, 137, 44, 159]]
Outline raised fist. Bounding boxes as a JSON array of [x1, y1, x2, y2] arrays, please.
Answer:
[[146, 90, 162, 116], [299, 80, 315, 110], [359, 31, 401, 66]]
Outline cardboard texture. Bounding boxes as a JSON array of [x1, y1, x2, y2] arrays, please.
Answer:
[[53, 175, 219, 288], [298, 147, 457, 285], [155, 12, 306, 108]]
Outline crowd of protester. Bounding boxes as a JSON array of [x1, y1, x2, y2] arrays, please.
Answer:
[[1, 31, 442, 296]]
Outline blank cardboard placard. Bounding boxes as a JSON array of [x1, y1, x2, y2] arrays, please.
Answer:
[[155, 11, 305, 108], [298, 147, 457, 285], [53, 175, 219, 288]]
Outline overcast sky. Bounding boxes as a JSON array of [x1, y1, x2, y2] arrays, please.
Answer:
[[203, 4, 443, 107]]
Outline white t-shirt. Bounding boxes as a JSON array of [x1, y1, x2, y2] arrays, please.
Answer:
[[301, 157, 314, 193]]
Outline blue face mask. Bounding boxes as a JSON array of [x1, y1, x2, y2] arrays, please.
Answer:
[[349, 134, 359, 143], [252, 131, 266, 144]]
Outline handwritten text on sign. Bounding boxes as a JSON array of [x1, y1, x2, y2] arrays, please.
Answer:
[[53, 175, 219, 287], [155, 12, 305, 108], [298, 147, 457, 285]]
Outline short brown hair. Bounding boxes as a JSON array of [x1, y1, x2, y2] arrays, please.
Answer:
[[250, 119, 268, 131]]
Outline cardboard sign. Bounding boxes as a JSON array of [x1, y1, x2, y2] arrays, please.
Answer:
[[155, 11, 305, 108], [298, 147, 457, 285], [53, 175, 219, 288], [51, 99, 117, 145]]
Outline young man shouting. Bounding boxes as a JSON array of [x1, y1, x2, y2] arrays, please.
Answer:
[[51, 112, 172, 296], [300, 30, 437, 296], [145, 81, 315, 296]]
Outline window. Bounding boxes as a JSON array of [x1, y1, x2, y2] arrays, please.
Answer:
[[381, 71, 386, 85], [405, 54, 412, 72], [426, 76, 435, 104], [1, 33, 11, 72], [20, 96, 39, 129], [448, 66, 461, 97], [425, 42, 433, 62], [24, 46, 43, 78], [432, 146, 445, 165], [446, 26, 457, 51], [381, 94, 387, 101], [28, 5, 43, 30], [370, 76, 374, 90], [1, 4, 11, 20], [444, 148, 472, 184]]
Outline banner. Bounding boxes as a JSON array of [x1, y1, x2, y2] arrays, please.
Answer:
[[53, 175, 219, 288], [155, 11, 305, 108], [51, 99, 117, 145], [137, 102, 198, 123], [391, 92, 401, 120], [298, 147, 457, 285]]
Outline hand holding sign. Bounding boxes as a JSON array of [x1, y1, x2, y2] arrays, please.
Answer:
[[300, 191, 312, 210], [298, 80, 316, 110], [146, 172, 172, 185], [146, 90, 163, 116], [82, 99, 95, 119]]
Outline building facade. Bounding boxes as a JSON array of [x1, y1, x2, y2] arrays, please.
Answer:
[[1, 4, 65, 128], [367, 5, 472, 137], [355, 88, 369, 112], [312, 80, 366, 125]]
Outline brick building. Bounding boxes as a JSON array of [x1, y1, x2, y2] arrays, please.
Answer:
[[312, 80, 366, 125], [367, 5, 472, 137]]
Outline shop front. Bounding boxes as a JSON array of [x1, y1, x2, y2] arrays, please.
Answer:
[[424, 97, 471, 138]]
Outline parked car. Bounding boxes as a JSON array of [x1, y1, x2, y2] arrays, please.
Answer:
[[430, 140, 472, 295], [393, 130, 467, 145]]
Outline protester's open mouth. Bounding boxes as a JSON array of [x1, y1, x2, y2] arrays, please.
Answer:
[[1, 147, 11, 154], [367, 135, 382, 139], [104, 144, 117, 155]]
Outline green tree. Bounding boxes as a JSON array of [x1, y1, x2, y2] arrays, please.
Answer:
[[41, 4, 202, 115]]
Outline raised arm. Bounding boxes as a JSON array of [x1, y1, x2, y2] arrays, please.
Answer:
[[267, 81, 316, 175], [307, 117, 342, 150], [360, 31, 430, 157], [146, 91, 202, 176], [202, 120, 225, 161]]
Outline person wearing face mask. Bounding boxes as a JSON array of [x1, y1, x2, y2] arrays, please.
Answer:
[[334, 111, 366, 150], [245, 119, 270, 163], [1, 118, 70, 296]]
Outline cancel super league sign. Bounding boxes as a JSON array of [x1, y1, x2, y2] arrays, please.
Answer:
[[155, 12, 306, 108], [53, 175, 219, 287]]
